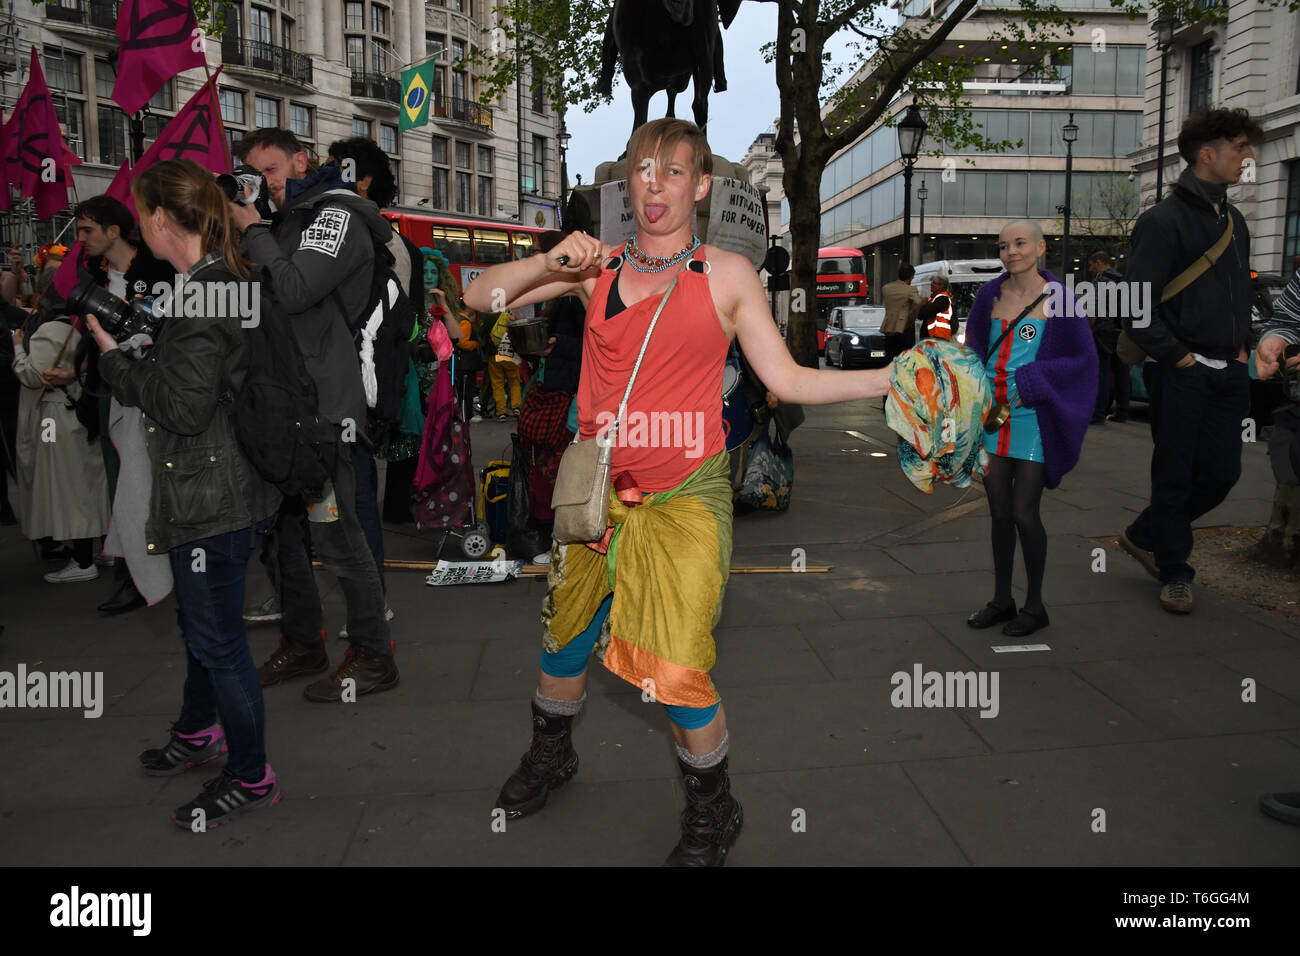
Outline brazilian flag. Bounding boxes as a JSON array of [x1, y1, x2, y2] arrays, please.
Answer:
[[400, 61, 437, 132]]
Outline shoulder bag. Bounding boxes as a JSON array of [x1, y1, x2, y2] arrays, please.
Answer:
[[550, 276, 678, 544], [1116, 215, 1234, 365]]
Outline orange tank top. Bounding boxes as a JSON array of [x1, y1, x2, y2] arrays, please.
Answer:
[[576, 245, 729, 493]]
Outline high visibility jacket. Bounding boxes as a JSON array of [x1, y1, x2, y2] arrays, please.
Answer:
[[924, 292, 953, 340]]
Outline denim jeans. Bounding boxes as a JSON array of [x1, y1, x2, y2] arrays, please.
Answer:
[[277, 447, 389, 653], [172, 519, 272, 781], [1127, 360, 1250, 582]]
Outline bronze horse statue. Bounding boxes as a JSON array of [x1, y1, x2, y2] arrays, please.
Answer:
[[598, 0, 743, 135]]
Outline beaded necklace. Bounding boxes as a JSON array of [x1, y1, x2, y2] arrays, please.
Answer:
[[625, 233, 700, 273]]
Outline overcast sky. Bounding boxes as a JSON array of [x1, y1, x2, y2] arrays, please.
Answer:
[[564, 3, 857, 183]]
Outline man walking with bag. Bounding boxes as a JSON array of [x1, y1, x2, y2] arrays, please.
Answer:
[[1118, 108, 1264, 614]]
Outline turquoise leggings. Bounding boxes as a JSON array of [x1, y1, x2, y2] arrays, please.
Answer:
[[540, 594, 720, 730]]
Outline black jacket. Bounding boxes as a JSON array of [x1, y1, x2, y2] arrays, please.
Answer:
[[1123, 168, 1252, 365], [99, 255, 280, 553], [241, 166, 389, 426], [540, 295, 584, 395]]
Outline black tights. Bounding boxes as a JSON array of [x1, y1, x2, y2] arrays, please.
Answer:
[[983, 455, 1048, 614]]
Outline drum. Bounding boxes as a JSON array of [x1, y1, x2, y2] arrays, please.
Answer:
[[508, 315, 552, 355]]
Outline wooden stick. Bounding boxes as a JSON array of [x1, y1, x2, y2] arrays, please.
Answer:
[[316, 559, 831, 574]]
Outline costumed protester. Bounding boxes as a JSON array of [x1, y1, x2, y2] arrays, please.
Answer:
[[378, 247, 461, 523], [488, 308, 523, 419], [463, 117, 895, 867], [964, 220, 1097, 637], [10, 287, 110, 582], [918, 274, 954, 341], [88, 160, 282, 827], [885, 339, 992, 493]]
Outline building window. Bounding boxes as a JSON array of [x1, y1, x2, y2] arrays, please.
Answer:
[[455, 171, 471, 213], [1188, 40, 1214, 114], [456, 141, 470, 169], [352, 116, 371, 138], [97, 105, 130, 166], [451, 39, 465, 66], [227, 128, 245, 155], [371, 4, 387, 35], [530, 62, 544, 113], [222, 4, 242, 39], [432, 136, 448, 165], [379, 123, 397, 154], [94, 59, 115, 100], [53, 99, 85, 161], [255, 95, 279, 129], [346, 36, 365, 72], [531, 134, 546, 194], [1285, 162, 1300, 280], [478, 176, 493, 217], [250, 6, 272, 44], [45, 48, 83, 93], [283, 17, 295, 50], [427, 33, 445, 57], [149, 82, 174, 112], [289, 103, 312, 138], [432, 168, 448, 209], [478, 146, 493, 174], [372, 39, 389, 74], [220, 88, 246, 125], [346, 2, 364, 30]]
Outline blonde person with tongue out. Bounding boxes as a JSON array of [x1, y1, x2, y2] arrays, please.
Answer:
[[465, 118, 892, 866]]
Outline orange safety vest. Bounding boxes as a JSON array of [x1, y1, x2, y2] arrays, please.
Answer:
[[926, 293, 953, 340]]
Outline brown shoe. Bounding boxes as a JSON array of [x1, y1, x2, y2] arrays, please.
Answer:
[[496, 702, 579, 819], [303, 644, 399, 702], [1118, 531, 1160, 581], [663, 756, 744, 867], [257, 633, 329, 687], [1159, 580, 1194, 614]]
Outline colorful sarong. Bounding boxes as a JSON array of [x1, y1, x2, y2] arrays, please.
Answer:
[[541, 449, 732, 708], [885, 339, 992, 493]]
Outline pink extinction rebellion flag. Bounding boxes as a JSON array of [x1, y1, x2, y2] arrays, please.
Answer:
[[8, 48, 78, 220], [112, 0, 208, 117], [104, 68, 227, 215]]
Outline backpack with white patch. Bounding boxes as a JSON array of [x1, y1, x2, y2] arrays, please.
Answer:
[[314, 194, 417, 426]]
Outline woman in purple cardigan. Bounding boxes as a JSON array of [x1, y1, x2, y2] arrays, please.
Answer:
[[964, 221, 1097, 636]]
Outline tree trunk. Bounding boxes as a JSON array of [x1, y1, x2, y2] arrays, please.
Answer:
[[785, 157, 822, 369]]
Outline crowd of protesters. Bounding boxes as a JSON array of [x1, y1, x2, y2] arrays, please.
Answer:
[[5, 105, 1300, 851]]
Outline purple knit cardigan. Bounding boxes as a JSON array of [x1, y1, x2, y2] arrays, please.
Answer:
[[965, 270, 1098, 489]]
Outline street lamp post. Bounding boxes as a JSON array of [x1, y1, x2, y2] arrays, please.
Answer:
[[1061, 112, 1078, 277], [1154, 16, 1177, 202], [916, 180, 928, 263], [897, 104, 927, 268], [557, 121, 572, 226]]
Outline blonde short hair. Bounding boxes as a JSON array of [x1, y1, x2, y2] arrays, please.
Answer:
[[626, 118, 712, 182]]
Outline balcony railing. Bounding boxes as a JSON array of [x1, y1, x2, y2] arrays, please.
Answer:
[[222, 37, 313, 85], [433, 94, 493, 132], [43, 0, 118, 28], [352, 71, 401, 103]]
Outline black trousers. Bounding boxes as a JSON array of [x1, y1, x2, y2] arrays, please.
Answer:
[[1126, 361, 1250, 582]]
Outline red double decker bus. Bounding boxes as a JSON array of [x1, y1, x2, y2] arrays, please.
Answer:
[[382, 210, 548, 295], [816, 246, 868, 354]]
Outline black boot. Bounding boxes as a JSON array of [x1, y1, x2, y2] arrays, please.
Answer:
[[663, 756, 744, 867], [496, 701, 579, 819], [98, 575, 146, 615]]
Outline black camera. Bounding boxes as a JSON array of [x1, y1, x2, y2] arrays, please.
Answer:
[[65, 279, 163, 343], [217, 165, 273, 220]]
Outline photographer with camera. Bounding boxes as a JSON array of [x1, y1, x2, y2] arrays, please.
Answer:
[[228, 128, 398, 702], [64, 196, 175, 614], [84, 159, 283, 828]]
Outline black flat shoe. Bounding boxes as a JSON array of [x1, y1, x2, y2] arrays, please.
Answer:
[[968, 601, 1017, 629], [1002, 607, 1049, 637], [98, 577, 147, 615]]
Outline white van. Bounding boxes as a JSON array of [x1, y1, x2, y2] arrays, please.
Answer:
[[910, 259, 1005, 344]]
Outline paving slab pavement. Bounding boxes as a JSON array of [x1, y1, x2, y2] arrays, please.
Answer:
[[2, 399, 1298, 866]]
